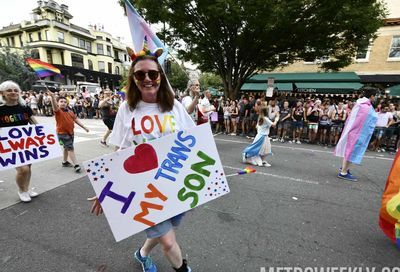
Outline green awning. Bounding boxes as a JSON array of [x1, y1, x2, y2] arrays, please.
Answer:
[[388, 84, 400, 96], [294, 82, 362, 94], [249, 72, 360, 83], [241, 82, 293, 92]]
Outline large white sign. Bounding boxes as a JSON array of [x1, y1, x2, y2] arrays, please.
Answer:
[[83, 124, 229, 242], [0, 124, 61, 171]]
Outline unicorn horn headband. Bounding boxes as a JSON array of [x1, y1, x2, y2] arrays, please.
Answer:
[[126, 41, 163, 62]]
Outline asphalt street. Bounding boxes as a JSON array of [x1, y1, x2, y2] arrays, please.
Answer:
[[0, 117, 399, 272]]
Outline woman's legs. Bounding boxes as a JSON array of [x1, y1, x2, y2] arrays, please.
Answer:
[[15, 165, 31, 192], [141, 229, 184, 269]]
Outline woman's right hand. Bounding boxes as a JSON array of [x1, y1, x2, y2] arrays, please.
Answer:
[[87, 196, 103, 216]]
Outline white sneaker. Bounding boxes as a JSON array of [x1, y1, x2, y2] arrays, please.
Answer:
[[29, 189, 39, 198], [262, 161, 272, 167], [18, 191, 31, 203], [242, 153, 247, 163], [296, 140, 301, 144], [246, 157, 258, 166], [255, 156, 263, 166], [280, 138, 285, 143], [288, 141, 293, 144]]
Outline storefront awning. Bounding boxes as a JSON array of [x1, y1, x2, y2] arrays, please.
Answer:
[[388, 84, 400, 96], [241, 83, 293, 92], [294, 82, 363, 94]]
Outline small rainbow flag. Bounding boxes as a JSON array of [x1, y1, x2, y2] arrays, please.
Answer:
[[26, 58, 62, 78]]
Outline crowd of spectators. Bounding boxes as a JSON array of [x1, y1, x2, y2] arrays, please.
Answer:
[[179, 91, 400, 153], [22, 89, 123, 119]]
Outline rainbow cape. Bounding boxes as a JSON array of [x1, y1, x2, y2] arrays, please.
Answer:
[[334, 97, 377, 164], [26, 58, 62, 78], [379, 150, 400, 248]]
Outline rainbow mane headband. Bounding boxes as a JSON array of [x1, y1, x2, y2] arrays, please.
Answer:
[[127, 42, 163, 62]]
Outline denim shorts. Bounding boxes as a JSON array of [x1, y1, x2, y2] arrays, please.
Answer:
[[145, 213, 185, 238], [58, 134, 74, 151], [292, 121, 303, 129], [374, 127, 386, 138]]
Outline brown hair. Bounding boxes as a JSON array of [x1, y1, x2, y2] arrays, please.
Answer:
[[126, 56, 174, 112], [258, 106, 268, 126]]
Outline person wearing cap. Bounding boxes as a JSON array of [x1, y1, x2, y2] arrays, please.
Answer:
[[334, 87, 378, 182]]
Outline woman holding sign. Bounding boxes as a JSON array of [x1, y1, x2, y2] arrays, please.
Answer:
[[0, 80, 39, 202], [90, 44, 194, 272]]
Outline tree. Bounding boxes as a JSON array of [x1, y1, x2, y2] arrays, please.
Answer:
[[0, 47, 36, 90], [199, 72, 222, 91], [122, 0, 386, 99], [167, 60, 189, 92]]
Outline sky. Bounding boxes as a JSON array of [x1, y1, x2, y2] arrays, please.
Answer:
[[0, 0, 135, 46]]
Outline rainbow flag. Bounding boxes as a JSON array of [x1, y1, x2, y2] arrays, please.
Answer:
[[379, 149, 400, 247], [26, 58, 62, 78]]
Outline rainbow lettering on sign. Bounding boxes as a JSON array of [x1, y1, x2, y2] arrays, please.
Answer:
[[131, 115, 175, 136]]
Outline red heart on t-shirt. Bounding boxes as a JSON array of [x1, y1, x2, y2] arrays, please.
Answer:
[[123, 144, 158, 174]]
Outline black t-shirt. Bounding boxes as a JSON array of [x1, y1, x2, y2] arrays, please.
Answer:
[[0, 104, 33, 127], [101, 102, 117, 120]]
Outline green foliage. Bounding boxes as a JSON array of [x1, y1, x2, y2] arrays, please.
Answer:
[[122, 0, 386, 98], [168, 60, 189, 91], [0, 47, 36, 90], [199, 72, 222, 91]]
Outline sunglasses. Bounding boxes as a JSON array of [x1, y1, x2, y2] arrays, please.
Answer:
[[133, 70, 160, 81]]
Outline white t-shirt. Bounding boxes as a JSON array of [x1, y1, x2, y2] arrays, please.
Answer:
[[181, 95, 197, 122], [376, 112, 393, 127], [257, 117, 273, 136], [268, 105, 280, 121], [200, 97, 213, 117], [109, 100, 195, 148]]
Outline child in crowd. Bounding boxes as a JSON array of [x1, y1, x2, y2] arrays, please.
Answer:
[[242, 106, 277, 167], [48, 90, 89, 172]]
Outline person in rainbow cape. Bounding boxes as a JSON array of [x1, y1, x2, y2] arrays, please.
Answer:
[[379, 149, 400, 248], [334, 87, 378, 182]]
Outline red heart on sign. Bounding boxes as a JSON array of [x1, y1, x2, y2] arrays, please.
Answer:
[[123, 144, 158, 174]]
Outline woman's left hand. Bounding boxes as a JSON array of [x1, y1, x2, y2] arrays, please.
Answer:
[[88, 196, 103, 216]]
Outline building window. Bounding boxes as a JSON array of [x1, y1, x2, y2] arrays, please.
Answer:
[[29, 33, 33, 42], [106, 38, 111, 42], [31, 49, 40, 59], [88, 60, 93, 70], [97, 44, 104, 55], [98, 61, 105, 72], [47, 50, 53, 63], [71, 53, 84, 69], [57, 32, 64, 42], [38, 32, 42, 41], [124, 54, 127, 62], [19, 35, 23, 47], [389, 36, 400, 59], [96, 36, 103, 40], [86, 42, 92, 53], [107, 45, 112, 57], [79, 39, 85, 49], [71, 37, 78, 47], [108, 62, 112, 73], [55, 12, 63, 22], [10, 37, 15, 47], [355, 46, 370, 61], [45, 31, 50, 41], [115, 66, 120, 75]]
